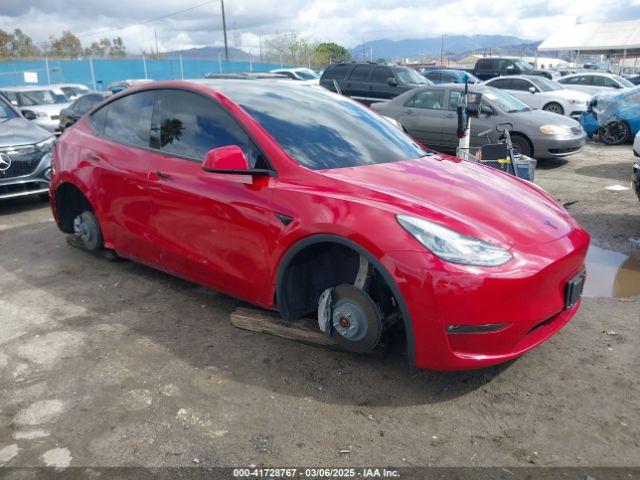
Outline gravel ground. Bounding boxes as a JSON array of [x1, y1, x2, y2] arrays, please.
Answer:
[[0, 142, 638, 469]]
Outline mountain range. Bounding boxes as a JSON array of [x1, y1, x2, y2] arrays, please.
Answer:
[[349, 35, 539, 61]]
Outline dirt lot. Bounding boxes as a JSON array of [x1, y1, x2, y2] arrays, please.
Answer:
[[0, 142, 639, 469]]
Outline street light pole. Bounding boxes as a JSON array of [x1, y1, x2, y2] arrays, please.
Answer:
[[221, 0, 229, 62]]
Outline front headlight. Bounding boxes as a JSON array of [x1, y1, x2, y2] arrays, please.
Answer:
[[35, 136, 56, 153], [539, 124, 572, 135], [397, 215, 513, 267]]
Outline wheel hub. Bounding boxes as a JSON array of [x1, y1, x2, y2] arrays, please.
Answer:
[[332, 299, 367, 341], [73, 215, 92, 243]]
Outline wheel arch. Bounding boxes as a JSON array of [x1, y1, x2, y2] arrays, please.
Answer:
[[52, 179, 96, 233], [506, 131, 534, 157], [275, 234, 416, 366]]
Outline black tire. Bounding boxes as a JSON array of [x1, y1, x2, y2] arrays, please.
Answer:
[[73, 210, 102, 252], [509, 134, 533, 158], [600, 120, 630, 145], [543, 102, 564, 115]]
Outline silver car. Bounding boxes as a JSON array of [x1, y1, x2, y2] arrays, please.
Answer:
[[0, 85, 71, 133], [0, 94, 55, 200], [371, 84, 587, 159], [557, 73, 634, 96]]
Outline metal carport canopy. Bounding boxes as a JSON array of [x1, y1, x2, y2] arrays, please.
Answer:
[[538, 20, 640, 55]]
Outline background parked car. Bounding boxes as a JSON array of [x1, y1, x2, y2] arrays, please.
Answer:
[[472, 57, 557, 81], [421, 69, 481, 84], [625, 74, 640, 85], [558, 73, 633, 95], [579, 86, 640, 145], [633, 132, 640, 200], [0, 85, 70, 133], [484, 75, 591, 118], [320, 62, 432, 105], [371, 84, 586, 159], [59, 93, 108, 132], [0, 93, 55, 200], [270, 68, 320, 84], [57, 83, 91, 100], [105, 79, 154, 94]]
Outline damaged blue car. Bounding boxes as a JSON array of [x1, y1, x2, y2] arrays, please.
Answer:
[[579, 86, 640, 145]]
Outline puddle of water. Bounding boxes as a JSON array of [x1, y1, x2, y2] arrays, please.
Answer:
[[583, 246, 640, 299]]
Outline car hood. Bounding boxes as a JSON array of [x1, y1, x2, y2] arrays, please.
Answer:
[[509, 107, 581, 127], [0, 116, 52, 147], [318, 155, 575, 248]]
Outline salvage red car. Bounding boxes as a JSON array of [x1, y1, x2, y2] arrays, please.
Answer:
[[50, 80, 590, 370]]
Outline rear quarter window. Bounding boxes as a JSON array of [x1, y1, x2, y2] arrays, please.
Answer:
[[321, 64, 351, 81]]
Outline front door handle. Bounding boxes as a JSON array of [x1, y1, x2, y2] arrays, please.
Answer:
[[87, 154, 101, 162], [445, 113, 455, 119], [155, 171, 172, 180], [404, 109, 414, 115]]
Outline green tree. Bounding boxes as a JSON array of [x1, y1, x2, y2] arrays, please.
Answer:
[[11, 29, 39, 58], [109, 37, 126, 58], [0, 29, 12, 59], [48, 31, 83, 58], [314, 42, 351, 66]]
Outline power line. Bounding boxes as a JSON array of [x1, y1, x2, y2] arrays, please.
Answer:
[[75, 0, 219, 39]]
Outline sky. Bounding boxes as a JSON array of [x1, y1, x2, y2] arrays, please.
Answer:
[[1, 0, 640, 54]]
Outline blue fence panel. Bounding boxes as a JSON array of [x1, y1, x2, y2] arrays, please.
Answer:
[[0, 58, 284, 90]]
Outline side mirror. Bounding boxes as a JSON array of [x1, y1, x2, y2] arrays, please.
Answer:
[[612, 84, 622, 89], [480, 104, 494, 116], [202, 145, 274, 176], [466, 103, 480, 118], [529, 86, 536, 94], [22, 109, 36, 120], [387, 77, 398, 87]]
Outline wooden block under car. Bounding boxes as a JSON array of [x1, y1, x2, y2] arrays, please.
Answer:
[[230, 307, 387, 357]]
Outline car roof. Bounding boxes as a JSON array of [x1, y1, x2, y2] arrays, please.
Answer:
[[562, 72, 617, 78], [0, 85, 65, 92]]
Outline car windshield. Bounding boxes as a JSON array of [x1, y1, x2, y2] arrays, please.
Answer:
[[295, 70, 320, 80], [0, 97, 17, 119], [481, 87, 532, 113], [514, 60, 534, 71], [215, 83, 428, 170], [396, 68, 430, 85], [529, 77, 562, 92], [19, 89, 68, 106]]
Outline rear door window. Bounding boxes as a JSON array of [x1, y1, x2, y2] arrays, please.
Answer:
[[103, 90, 155, 148], [348, 65, 373, 82], [322, 64, 351, 80], [488, 78, 512, 89]]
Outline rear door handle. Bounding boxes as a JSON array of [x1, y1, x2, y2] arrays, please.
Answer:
[[87, 154, 101, 162], [404, 109, 413, 115], [155, 171, 172, 180]]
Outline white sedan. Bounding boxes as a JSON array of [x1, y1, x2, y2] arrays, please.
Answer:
[[484, 75, 591, 118], [557, 72, 634, 96]]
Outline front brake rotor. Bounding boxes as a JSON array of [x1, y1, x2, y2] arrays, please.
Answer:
[[329, 284, 382, 353]]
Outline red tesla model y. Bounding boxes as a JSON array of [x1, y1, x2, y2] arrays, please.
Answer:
[[50, 80, 590, 370]]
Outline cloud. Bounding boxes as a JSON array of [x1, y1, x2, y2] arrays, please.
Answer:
[[0, 0, 638, 53]]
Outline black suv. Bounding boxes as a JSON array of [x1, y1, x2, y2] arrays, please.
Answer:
[[320, 63, 431, 105], [472, 57, 553, 81]]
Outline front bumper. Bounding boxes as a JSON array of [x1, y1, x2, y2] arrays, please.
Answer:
[[533, 132, 587, 158], [0, 150, 51, 200], [632, 162, 640, 200], [384, 227, 590, 370]]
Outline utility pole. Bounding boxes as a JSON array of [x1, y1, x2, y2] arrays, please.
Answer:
[[220, 0, 229, 62], [440, 34, 444, 66], [154, 29, 159, 58]]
